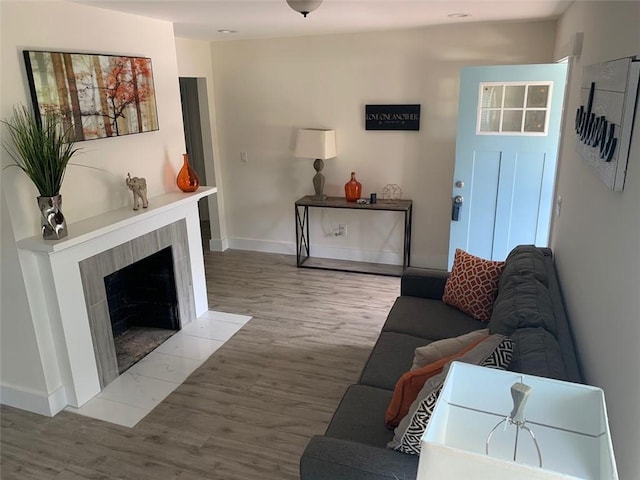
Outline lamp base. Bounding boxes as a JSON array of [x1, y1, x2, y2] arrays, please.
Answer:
[[312, 161, 326, 200]]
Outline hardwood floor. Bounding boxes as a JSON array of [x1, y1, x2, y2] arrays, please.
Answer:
[[1, 250, 400, 479]]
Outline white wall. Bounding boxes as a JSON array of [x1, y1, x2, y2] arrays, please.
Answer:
[[175, 37, 228, 250], [551, 2, 640, 478], [0, 196, 47, 399], [0, 1, 186, 411], [210, 21, 557, 267]]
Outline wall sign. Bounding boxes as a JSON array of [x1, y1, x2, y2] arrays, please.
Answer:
[[365, 104, 420, 131], [575, 57, 639, 191]]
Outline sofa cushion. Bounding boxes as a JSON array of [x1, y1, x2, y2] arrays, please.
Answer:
[[383, 296, 485, 340], [489, 277, 557, 337], [385, 335, 488, 428], [500, 244, 549, 290], [325, 384, 395, 448], [359, 332, 431, 391], [300, 436, 419, 480], [509, 327, 568, 381], [442, 249, 505, 321], [411, 329, 489, 370], [388, 336, 514, 454]]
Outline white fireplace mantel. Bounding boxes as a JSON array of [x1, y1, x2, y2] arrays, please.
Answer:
[[17, 188, 216, 253], [12, 187, 216, 415]]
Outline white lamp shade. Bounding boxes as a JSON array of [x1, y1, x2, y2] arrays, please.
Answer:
[[294, 129, 336, 160], [419, 362, 618, 480]]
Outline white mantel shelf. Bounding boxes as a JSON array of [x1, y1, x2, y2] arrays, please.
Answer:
[[17, 187, 217, 254]]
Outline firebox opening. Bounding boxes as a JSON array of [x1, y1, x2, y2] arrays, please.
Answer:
[[104, 246, 180, 374]]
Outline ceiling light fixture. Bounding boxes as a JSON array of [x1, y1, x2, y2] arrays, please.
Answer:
[[217, 29, 237, 34], [287, 0, 323, 18], [448, 12, 470, 18]]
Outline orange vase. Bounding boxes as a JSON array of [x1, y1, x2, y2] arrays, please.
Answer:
[[177, 153, 200, 192], [344, 172, 362, 202]]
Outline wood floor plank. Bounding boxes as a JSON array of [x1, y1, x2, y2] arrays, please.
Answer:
[[1, 249, 400, 480]]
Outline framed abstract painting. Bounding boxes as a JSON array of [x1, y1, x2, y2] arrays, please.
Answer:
[[23, 50, 159, 141]]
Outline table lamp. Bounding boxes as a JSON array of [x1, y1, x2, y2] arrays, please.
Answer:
[[419, 362, 618, 480], [294, 129, 336, 200]]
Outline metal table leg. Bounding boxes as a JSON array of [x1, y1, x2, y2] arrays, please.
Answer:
[[295, 205, 310, 266], [403, 204, 413, 268]]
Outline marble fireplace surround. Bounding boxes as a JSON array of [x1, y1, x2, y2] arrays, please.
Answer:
[[79, 219, 195, 390], [15, 188, 216, 414]]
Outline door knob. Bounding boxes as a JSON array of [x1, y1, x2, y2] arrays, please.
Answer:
[[452, 195, 463, 221]]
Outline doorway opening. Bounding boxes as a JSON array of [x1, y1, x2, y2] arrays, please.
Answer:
[[179, 77, 221, 251]]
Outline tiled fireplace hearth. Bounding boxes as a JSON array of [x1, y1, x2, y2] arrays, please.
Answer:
[[14, 188, 216, 415]]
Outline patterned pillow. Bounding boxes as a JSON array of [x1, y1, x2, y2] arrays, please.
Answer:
[[388, 336, 514, 455], [393, 383, 444, 455], [443, 249, 505, 321]]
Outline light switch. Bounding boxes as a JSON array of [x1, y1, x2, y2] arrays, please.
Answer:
[[240, 151, 248, 163]]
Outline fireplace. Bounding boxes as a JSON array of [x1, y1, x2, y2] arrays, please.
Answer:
[[79, 220, 195, 389], [13, 188, 215, 414], [104, 246, 180, 374]]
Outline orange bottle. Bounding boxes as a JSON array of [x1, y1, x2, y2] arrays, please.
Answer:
[[344, 172, 362, 202]]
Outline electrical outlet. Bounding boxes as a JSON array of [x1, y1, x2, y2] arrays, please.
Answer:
[[240, 151, 248, 163], [337, 224, 347, 237]]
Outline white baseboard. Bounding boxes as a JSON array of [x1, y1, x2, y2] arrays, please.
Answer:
[[409, 253, 449, 271], [228, 237, 405, 265], [229, 238, 295, 255], [310, 244, 403, 265], [0, 383, 67, 416], [226, 237, 450, 269], [209, 237, 229, 252]]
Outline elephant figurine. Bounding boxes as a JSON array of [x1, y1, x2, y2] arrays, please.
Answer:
[[126, 173, 149, 210]]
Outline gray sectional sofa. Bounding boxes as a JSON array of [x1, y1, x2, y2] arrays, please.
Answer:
[[299, 245, 582, 480]]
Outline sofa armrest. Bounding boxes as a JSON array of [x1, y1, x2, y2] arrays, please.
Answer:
[[400, 267, 449, 299], [300, 436, 418, 480]]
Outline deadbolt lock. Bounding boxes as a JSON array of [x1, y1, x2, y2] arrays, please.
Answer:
[[452, 195, 464, 221]]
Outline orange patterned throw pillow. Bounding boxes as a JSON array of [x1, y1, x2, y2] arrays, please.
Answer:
[[443, 249, 505, 322]]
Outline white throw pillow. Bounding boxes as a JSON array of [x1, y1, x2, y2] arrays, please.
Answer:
[[411, 329, 489, 370]]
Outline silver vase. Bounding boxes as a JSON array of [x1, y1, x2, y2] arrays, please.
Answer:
[[37, 194, 67, 240]]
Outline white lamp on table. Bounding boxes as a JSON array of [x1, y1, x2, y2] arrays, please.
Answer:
[[419, 362, 618, 480], [294, 128, 336, 200]]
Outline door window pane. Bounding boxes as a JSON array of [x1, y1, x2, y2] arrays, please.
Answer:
[[481, 86, 503, 108], [502, 111, 523, 132], [504, 86, 525, 108], [478, 82, 551, 135], [479, 110, 501, 132], [527, 85, 549, 108], [524, 111, 546, 132]]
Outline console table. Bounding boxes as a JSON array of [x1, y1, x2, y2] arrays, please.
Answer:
[[294, 196, 413, 276]]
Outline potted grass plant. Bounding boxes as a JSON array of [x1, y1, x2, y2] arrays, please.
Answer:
[[2, 104, 80, 239]]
